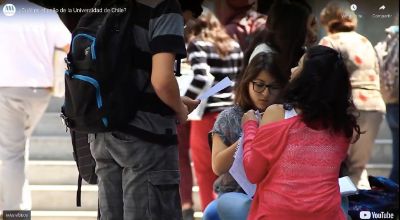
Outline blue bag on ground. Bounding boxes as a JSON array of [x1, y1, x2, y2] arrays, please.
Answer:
[[348, 176, 399, 220]]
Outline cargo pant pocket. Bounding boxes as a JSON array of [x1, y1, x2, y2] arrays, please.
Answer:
[[148, 170, 182, 220]]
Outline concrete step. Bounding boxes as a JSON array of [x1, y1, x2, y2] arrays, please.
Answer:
[[376, 116, 391, 139], [31, 211, 96, 220], [46, 98, 64, 113], [32, 113, 69, 136], [31, 185, 98, 211], [366, 163, 392, 177], [28, 161, 79, 185], [369, 139, 393, 164], [30, 184, 201, 212], [30, 136, 73, 160], [379, 116, 391, 139], [29, 211, 203, 220]]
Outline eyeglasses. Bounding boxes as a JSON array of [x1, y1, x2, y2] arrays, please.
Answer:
[[251, 81, 281, 94]]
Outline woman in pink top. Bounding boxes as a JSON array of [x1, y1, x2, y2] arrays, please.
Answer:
[[241, 45, 361, 220]]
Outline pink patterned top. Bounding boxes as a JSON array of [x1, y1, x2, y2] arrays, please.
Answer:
[[243, 116, 349, 220], [319, 32, 386, 113]]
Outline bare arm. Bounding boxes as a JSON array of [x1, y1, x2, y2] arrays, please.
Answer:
[[61, 44, 70, 53], [260, 104, 285, 126], [211, 134, 239, 176], [151, 53, 188, 123], [54, 44, 70, 54]]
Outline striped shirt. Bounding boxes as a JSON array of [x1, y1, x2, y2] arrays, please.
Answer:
[[127, 0, 186, 144], [186, 39, 243, 113]]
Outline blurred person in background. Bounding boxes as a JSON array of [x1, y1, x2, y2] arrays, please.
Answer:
[[319, 0, 386, 189], [375, 22, 399, 184], [184, 10, 243, 211], [218, 0, 267, 51], [243, 0, 317, 82], [178, 2, 204, 219], [0, 0, 70, 213]]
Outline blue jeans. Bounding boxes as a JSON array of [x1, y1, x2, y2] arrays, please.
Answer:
[[386, 104, 399, 184], [203, 192, 251, 220], [204, 192, 350, 220], [203, 199, 220, 220]]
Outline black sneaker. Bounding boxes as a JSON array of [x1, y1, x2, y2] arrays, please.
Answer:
[[182, 208, 194, 220]]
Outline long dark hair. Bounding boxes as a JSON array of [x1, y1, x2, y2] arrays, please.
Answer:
[[178, 0, 203, 18], [242, 0, 312, 79], [235, 52, 288, 111], [283, 45, 361, 141]]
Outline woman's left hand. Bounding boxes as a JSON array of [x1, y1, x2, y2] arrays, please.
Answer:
[[242, 110, 258, 126]]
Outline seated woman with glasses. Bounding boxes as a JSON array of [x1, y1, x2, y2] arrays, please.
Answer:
[[241, 45, 361, 220], [203, 43, 289, 220]]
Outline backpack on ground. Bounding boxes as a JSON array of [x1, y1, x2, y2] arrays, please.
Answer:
[[348, 176, 399, 220]]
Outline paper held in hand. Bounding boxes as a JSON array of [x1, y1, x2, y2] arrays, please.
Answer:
[[339, 176, 358, 196], [229, 136, 257, 198], [197, 77, 233, 100], [188, 76, 233, 120]]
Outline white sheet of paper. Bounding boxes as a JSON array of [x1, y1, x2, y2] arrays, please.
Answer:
[[339, 176, 358, 196], [197, 77, 233, 100], [229, 136, 257, 198], [187, 73, 215, 120], [176, 62, 194, 96]]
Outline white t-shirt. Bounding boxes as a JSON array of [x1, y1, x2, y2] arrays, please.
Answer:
[[0, 0, 71, 87]]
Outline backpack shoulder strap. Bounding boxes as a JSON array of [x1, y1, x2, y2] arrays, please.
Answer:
[[76, 175, 83, 207]]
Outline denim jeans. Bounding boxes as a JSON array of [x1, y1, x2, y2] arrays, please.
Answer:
[[386, 104, 399, 184], [203, 192, 251, 220], [202, 199, 220, 220], [204, 191, 350, 220]]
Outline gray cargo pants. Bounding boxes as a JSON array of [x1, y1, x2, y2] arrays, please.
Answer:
[[89, 131, 183, 220]]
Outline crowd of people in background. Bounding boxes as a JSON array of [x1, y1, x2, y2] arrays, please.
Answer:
[[0, 0, 398, 219]]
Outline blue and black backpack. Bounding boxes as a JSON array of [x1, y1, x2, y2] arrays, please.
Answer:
[[60, 0, 141, 208], [61, 0, 143, 133]]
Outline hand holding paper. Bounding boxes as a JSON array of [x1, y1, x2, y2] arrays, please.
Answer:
[[181, 96, 201, 114], [229, 136, 257, 197]]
